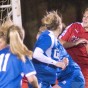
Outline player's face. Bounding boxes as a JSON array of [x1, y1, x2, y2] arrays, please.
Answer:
[[82, 10, 88, 29], [0, 37, 7, 50]]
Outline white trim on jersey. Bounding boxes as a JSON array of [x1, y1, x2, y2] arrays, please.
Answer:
[[45, 31, 55, 57], [59, 22, 83, 39], [25, 71, 36, 77], [81, 22, 83, 26]]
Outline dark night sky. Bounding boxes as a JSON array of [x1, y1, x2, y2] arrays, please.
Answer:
[[20, 0, 88, 49]]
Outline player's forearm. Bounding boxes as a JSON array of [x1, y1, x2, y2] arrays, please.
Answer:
[[63, 42, 76, 48], [30, 76, 39, 88], [33, 47, 67, 69], [33, 47, 57, 65], [59, 39, 76, 48], [27, 75, 39, 88]]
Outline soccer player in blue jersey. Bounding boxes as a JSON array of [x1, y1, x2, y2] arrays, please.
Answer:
[[0, 23, 39, 88], [32, 11, 68, 88], [32, 11, 85, 88]]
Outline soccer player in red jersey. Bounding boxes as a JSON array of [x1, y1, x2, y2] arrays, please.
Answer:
[[59, 8, 88, 88]]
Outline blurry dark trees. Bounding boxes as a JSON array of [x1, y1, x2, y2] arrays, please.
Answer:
[[21, 0, 88, 50]]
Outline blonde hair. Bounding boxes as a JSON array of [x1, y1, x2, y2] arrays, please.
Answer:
[[7, 25, 32, 62], [39, 26, 47, 32], [0, 19, 13, 41], [41, 10, 62, 30]]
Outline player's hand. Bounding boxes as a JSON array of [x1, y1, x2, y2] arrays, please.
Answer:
[[29, 50, 33, 59], [75, 38, 88, 46], [63, 57, 69, 66], [55, 61, 66, 70], [52, 84, 61, 88]]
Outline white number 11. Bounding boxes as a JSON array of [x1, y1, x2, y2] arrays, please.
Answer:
[[0, 53, 10, 71]]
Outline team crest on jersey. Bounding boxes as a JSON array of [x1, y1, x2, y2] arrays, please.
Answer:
[[62, 80, 66, 85], [71, 36, 79, 42], [54, 48, 60, 61]]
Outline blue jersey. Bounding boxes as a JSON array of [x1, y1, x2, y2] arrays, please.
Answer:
[[33, 30, 60, 84], [33, 30, 81, 84], [57, 41, 85, 88], [56, 41, 81, 80], [0, 46, 36, 88]]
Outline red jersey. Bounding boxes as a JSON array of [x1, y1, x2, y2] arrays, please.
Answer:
[[60, 22, 88, 65]]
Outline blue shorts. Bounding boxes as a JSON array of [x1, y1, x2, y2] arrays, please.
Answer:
[[29, 80, 52, 88], [58, 70, 85, 88], [38, 81, 52, 88]]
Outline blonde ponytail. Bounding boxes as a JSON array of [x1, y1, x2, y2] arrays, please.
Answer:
[[7, 25, 32, 62]]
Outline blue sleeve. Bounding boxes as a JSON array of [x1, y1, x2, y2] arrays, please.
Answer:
[[36, 34, 52, 51], [22, 57, 36, 75]]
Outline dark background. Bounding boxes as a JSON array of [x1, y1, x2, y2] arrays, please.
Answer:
[[21, 0, 88, 50]]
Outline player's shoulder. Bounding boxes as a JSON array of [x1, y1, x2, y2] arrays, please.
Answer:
[[41, 30, 50, 35], [0, 46, 9, 54], [66, 22, 82, 30], [69, 22, 82, 27], [72, 22, 82, 26]]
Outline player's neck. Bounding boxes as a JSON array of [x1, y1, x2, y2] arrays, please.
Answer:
[[53, 30, 59, 38], [85, 27, 88, 31]]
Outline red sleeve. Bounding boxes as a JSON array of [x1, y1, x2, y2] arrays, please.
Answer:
[[60, 23, 78, 41]]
